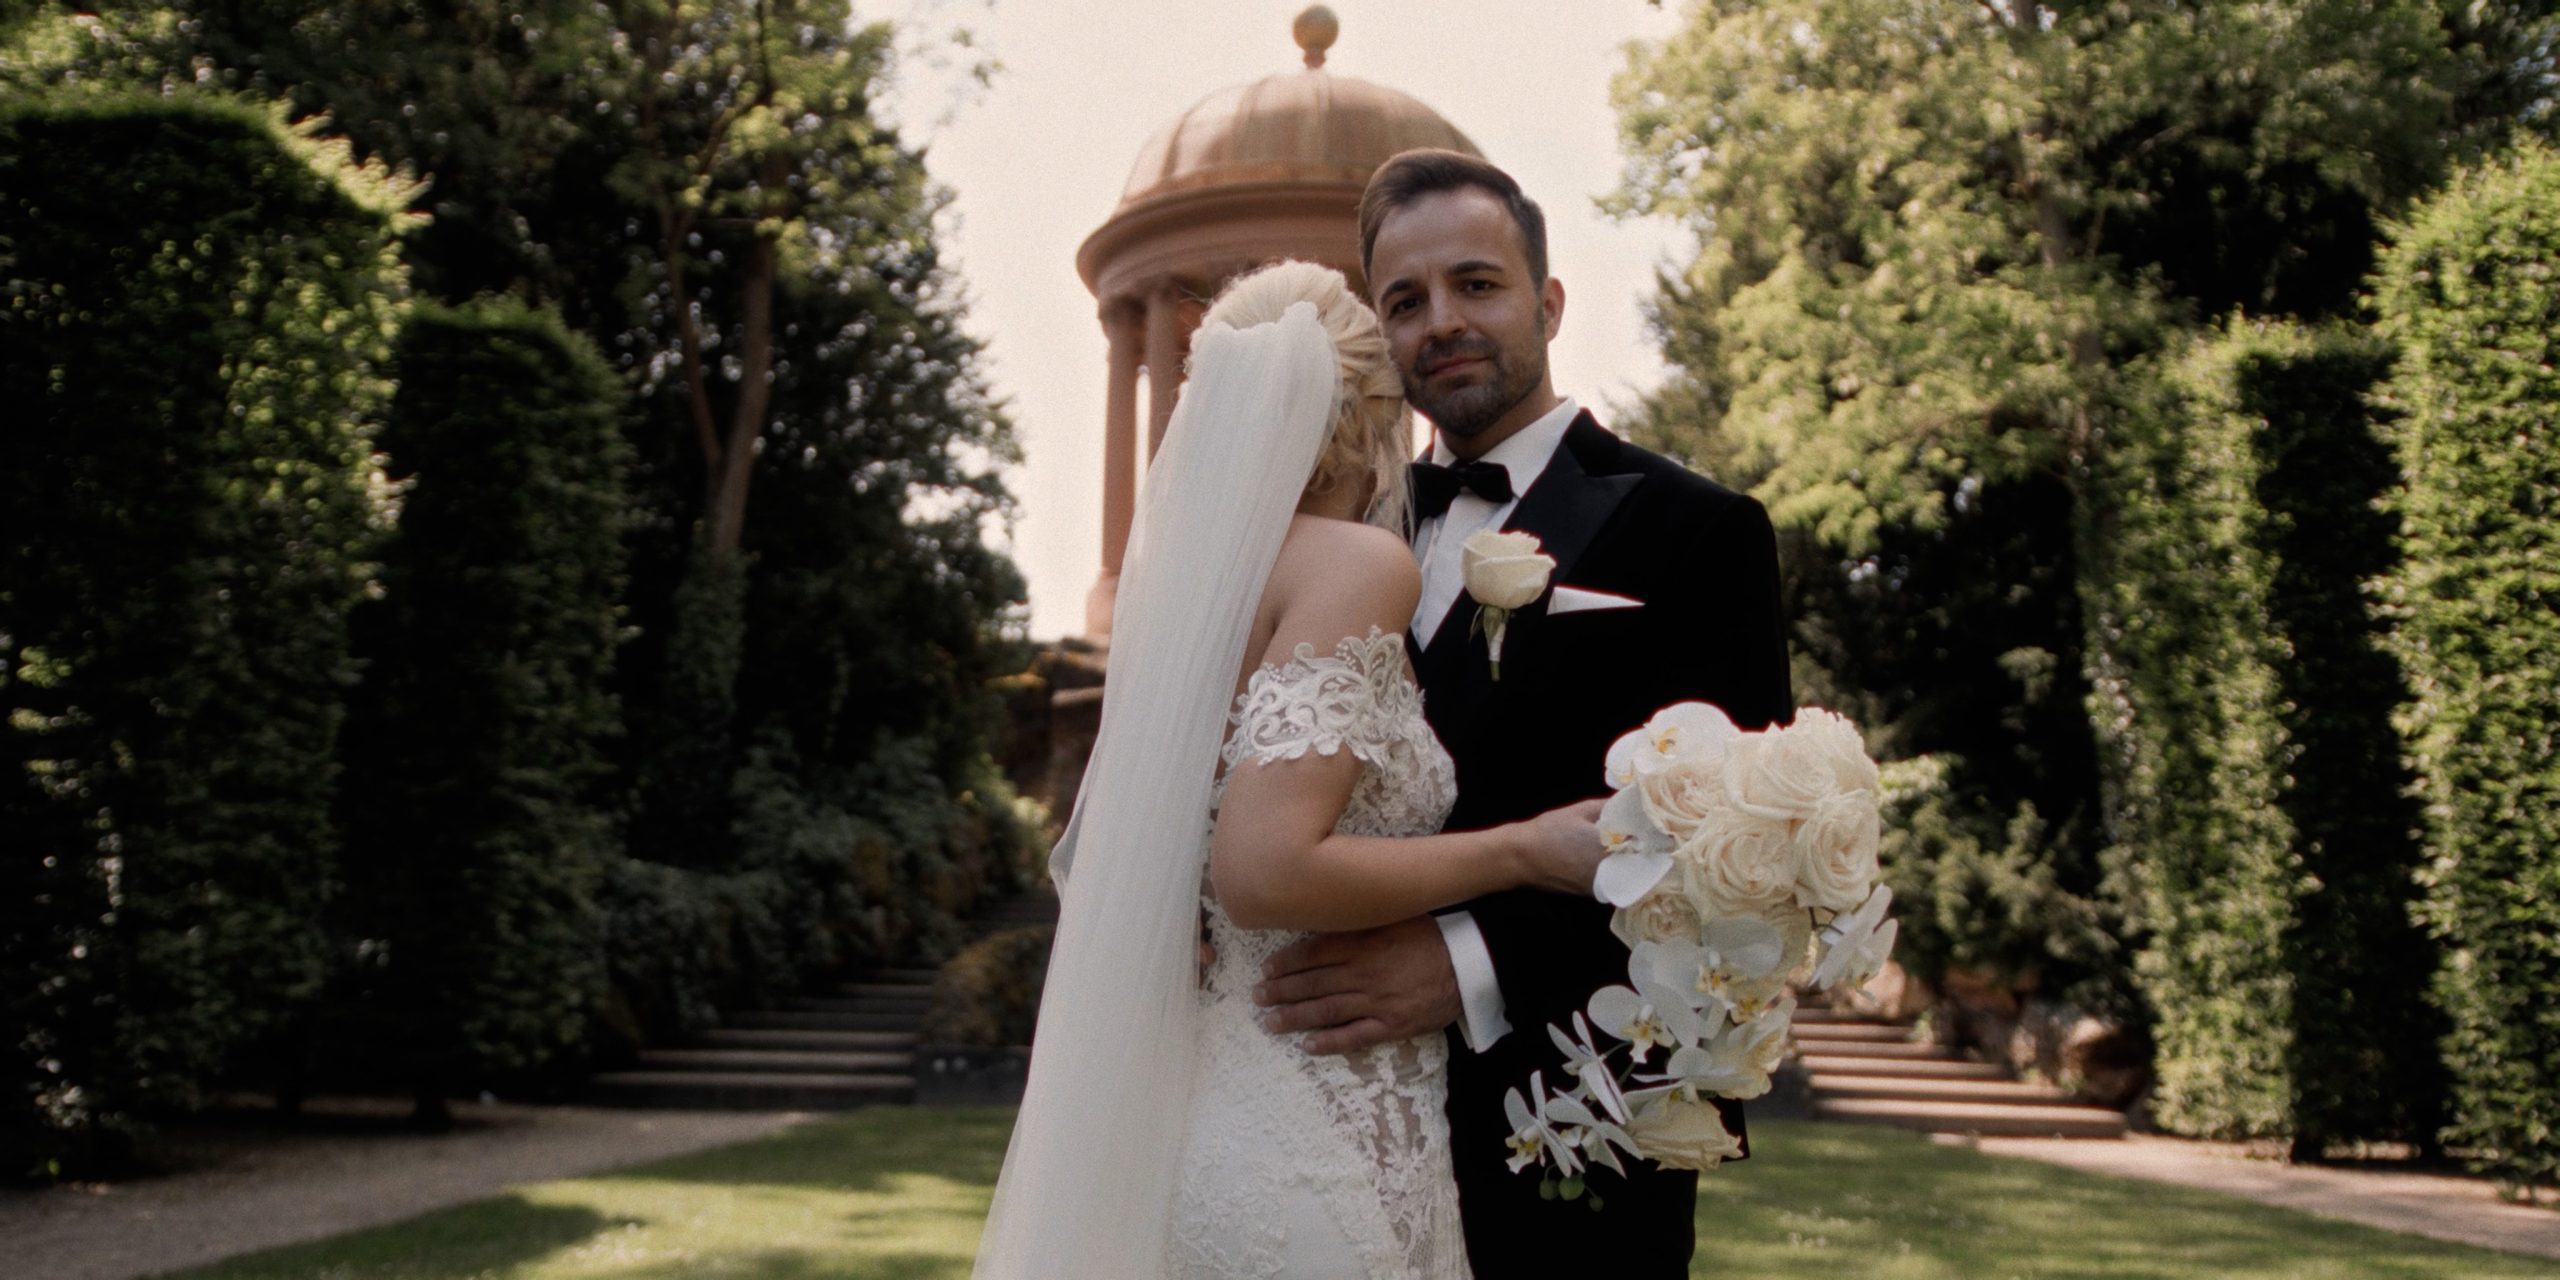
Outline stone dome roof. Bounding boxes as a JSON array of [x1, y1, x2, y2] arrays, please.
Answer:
[[1113, 37, 1480, 210]]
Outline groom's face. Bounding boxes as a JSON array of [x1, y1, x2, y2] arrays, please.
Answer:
[[1367, 187, 1564, 447]]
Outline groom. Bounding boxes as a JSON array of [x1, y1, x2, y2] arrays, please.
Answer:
[[1253, 149, 1793, 1276]]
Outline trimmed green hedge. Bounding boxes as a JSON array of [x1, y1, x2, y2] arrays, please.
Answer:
[[2089, 320, 2452, 1147], [2233, 326, 2445, 1156], [0, 91, 411, 1175], [2083, 334, 2301, 1138], [330, 299, 631, 1108], [2375, 139, 2560, 1190]]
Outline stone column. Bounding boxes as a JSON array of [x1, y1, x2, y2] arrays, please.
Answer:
[[1086, 296, 1145, 639], [1144, 279, 1189, 461]]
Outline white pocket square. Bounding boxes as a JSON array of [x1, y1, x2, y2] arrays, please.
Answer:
[[1549, 585, 1643, 615]]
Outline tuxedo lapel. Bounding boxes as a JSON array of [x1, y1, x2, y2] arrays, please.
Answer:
[[1498, 413, 1641, 599], [1420, 414, 1639, 655]]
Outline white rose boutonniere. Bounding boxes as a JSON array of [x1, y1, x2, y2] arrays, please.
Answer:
[[1460, 529, 1555, 681]]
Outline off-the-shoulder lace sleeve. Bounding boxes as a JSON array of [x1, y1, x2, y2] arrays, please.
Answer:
[[1223, 627, 1422, 771]]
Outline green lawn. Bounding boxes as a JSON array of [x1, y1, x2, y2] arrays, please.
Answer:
[[170, 1108, 2556, 1279]]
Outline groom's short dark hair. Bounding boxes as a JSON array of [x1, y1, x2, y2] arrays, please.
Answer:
[[1358, 149, 1549, 289]]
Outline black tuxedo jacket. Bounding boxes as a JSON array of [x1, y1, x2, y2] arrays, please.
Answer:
[[1413, 411, 1792, 1278]]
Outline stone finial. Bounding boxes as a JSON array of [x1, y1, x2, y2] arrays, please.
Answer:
[[1294, 5, 1339, 70]]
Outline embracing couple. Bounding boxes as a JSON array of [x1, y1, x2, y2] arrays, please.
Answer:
[[974, 150, 1792, 1279]]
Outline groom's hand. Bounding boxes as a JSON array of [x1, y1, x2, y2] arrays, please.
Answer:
[[1252, 916, 1461, 1055]]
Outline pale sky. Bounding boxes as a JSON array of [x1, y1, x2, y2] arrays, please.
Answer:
[[885, 1, 1691, 638]]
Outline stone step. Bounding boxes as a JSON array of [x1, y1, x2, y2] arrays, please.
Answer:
[[730, 1009, 924, 1034], [1811, 1096, 2127, 1139], [638, 1047, 913, 1075], [838, 980, 933, 998], [1789, 1022, 1920, 1044], [699, 1027, 915, 1053], [589, 1069, 915, 1111], [1807, 1072, 2076, 1106], [1787, 1038, 1958, 1060], [1789, 1007, 1885, 1024], [866, 967, 942, 985], [1796, 1053, 2010, 1081], [780, 995, 929, 1018]]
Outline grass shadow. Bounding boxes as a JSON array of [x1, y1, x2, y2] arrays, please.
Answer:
[[163, 1197, 633, 1279]]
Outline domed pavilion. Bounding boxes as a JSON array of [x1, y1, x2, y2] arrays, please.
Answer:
[[1078, 6, 1483, 638]]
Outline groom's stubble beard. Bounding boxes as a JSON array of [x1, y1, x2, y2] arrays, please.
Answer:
[[1404, 302, 1550, 441]]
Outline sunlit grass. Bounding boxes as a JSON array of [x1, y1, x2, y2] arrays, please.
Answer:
[[171, 1108, 2556, 1279]]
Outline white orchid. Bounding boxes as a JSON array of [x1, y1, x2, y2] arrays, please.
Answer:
[[1585, 983, 1683, 1066], [1810, 883, 1899, 991], [1503, 1073, 1582, 1175], [1637, 915, 1787, 1024], [1603, 701, 1738, 790], [1547, 1012, 1634, 1125], [1538, 1089, 1635, 1177], [1592, 786, 1676, 906]]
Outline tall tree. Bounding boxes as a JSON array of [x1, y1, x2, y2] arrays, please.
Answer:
[[1614, 0, 2535, 1139]]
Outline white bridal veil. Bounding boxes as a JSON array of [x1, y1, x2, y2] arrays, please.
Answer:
[[972, 300, 1342, 1279]]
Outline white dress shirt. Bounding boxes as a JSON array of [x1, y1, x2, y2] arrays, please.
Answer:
[[1412, 397, 1581, 1051]]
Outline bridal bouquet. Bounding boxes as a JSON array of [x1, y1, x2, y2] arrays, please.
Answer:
[[1503, 702, 1897, 1202]]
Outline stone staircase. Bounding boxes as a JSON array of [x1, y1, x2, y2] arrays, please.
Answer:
[[588, 888, 1059, 1111], [1790, 1007, 2128, 1139]]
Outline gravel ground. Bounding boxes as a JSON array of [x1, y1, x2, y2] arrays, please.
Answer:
[[0, 1096, 808, 1280], [1976, 1133, 2560, 1262]]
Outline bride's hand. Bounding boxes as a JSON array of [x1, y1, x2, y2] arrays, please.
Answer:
[[1512, 798, 1608, 896]]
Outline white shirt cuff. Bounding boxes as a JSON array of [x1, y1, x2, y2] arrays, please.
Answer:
[[1434, 911, 1511, 1052]]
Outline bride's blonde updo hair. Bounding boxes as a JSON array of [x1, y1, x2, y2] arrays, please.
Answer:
[[1196, 260, 1413, 537]]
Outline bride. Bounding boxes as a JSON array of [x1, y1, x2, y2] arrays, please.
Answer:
[[972, 261, 1609, 1279]]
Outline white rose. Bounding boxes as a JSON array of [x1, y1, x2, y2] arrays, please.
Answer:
[[1624, 1095, 1744, 1170], [1611, 889, 1703, 950], [1460, 529, 1555, 610], [1637, 758, 1732, 841], [1791, 707, 1882, 794], [1731, 721, 1835, 822], [1677, 807, 1798, 918], [1792, 790, 1883, 913]]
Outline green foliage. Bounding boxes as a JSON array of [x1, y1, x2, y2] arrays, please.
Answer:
[[2077, 321, 2442, 1145], [330, 299, 632, 1099], [0, 90, 409, 1174], [2235, 328, 2446, 1153], [598, 755, 1042, 1047], [2375, 139, 2560, 1188], [1616, 0, 2540, 1142], [918, 925, 1055, 1048]]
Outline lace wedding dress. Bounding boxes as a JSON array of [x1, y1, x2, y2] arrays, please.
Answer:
[[1169, 628, 1471, 1280]]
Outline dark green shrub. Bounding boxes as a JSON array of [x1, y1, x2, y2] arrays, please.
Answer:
[[2375, 139, 2560, 1191], [2082, 334, 2302, 1138], [331, 299, 630, 1111], [0, 91, 411, 1175], [919, 926, 1055, 1048], [2233, 326, 2445, 1156], [2087, 319, 2455, 1146]]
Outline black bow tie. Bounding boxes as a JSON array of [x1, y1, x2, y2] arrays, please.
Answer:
[[1410, 459, 1516, 521]]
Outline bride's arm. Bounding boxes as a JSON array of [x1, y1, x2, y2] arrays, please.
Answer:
[[1210, 528, 1602, 933]]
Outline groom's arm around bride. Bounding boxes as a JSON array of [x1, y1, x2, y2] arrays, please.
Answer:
[[1255, 148, 1792, 1278]]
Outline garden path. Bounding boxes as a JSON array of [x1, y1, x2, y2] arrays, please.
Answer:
[[0, 1097, 806, 1280], [1979, 1133, 2560, 1261]]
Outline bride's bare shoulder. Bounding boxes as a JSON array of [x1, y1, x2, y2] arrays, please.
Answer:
[[1261, 517, 1421, 652]]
